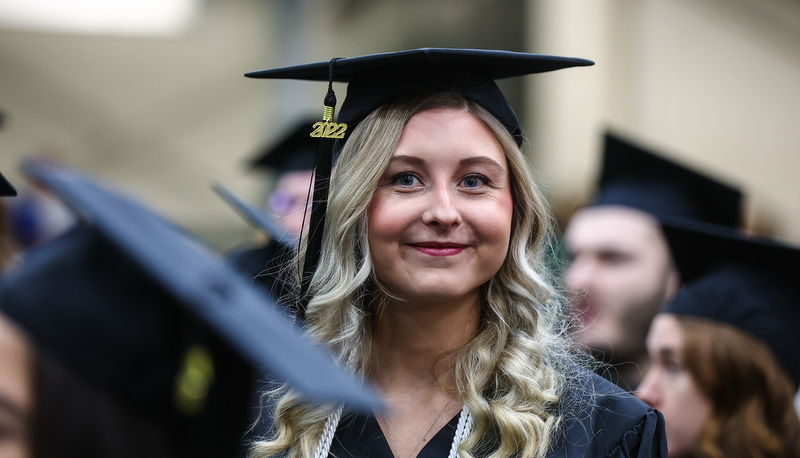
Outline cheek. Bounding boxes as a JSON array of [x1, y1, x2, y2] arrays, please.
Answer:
[[662, 376, 713, 448], [367, 196, 402, 245]]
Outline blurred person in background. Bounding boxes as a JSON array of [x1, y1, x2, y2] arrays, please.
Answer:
[[7, 182, 76, 252], [223, 117, 316, 302], [562, 132, 743, 391], [637, 221, 800, 457], [0, 170, 18, 271]]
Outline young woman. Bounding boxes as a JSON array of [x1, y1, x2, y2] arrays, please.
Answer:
[[637, 222, 800, 457], [248, 49, 666, 458]]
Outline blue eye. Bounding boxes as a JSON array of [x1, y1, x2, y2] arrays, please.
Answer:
[[391, 172, 419, 187], [461, 175, 487, 188]]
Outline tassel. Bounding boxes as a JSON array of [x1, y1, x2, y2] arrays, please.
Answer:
[[298, 58, 346, 319]]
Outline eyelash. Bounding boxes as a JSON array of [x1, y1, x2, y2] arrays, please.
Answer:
[[389, 171, 421, 187]]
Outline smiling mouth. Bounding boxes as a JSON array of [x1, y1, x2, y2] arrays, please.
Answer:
[[409, 242, 469, 256]]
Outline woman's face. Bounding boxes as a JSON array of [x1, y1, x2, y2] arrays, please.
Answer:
[[0, 314, 32, 458], [637, 314, 712, 457], [367, 107, 513, 305]]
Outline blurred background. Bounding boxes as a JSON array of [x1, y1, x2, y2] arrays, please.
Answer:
[[1, 0, 798, 251]]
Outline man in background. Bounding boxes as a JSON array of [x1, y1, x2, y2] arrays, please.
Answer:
[[563, 131, 743, 391]]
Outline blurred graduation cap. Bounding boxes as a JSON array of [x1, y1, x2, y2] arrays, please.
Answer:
[[248, 117, 319, 173], [660, 220, 800, 387], [592, 131, 742, 227], [246, 48, 594, 314], [213, 183, 297, 303], [0, 160, 380, 455], [0, 171, 15, 196], [212, 182, 296, 246]]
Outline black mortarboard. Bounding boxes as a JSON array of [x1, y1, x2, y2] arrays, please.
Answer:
[[593, 132, 742, 227], [246, 48, 593, 146], [0, 161, 380, 454], [0, 171, 15, 196], [248, 117, 318, 173], [246, 48, 593, 315], [660, 220, 800, 387]]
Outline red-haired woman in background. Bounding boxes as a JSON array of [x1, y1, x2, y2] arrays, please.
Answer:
[[637, 222, 800, 457]]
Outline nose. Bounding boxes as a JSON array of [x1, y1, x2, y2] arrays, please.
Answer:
[[421, 186, 461, 229], [636, 371, 660, 408]]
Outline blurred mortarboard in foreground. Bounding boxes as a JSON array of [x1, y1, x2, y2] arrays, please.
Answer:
[[246, 48, 594, 315], [0, 161, 380, 454], [0, 171, 15, 196], [593, 131, 742, 227], [660, 220, 800, 387], [248, 117, 318, 173], [246, 48, 594, 146]]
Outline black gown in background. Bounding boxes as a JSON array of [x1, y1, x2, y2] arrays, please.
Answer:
[[328, 370, 667, 457]]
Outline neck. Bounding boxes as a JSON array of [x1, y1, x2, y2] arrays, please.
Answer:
[[371, 292, 480, 391]]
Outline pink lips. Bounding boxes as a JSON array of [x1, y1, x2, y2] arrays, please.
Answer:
[[410, 241, 468, 256]]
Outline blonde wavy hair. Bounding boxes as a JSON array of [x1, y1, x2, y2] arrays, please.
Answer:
[[250, 92, 579, 458]]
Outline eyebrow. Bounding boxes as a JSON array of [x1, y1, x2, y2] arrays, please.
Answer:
[[387, 155, 425, 168], [388, 155, 507, 173], [458, 156, 507, 174]]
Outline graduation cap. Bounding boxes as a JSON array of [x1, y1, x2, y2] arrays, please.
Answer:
[[0, 171, 15, 196], [246, 48, 594, 314], [0, 161, 380, 455], [248, 117, 319, 173], [213, 183, 297, 303], [592, 131, 742, 227], [246, 48, 593, 146], [212, 183, 296, 246], [660, 220, 800, 387]]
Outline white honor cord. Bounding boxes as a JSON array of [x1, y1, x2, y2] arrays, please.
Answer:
[[448, 407, 473, 458], [312, 405, 472, 458], [313, 404, 344, 458]]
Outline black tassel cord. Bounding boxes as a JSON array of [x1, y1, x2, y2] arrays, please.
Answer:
[[297, 58, 344, 320]]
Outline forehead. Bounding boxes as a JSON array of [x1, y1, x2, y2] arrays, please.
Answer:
[[647, 314, 684, 351], [393, 107, 506, 161], [565, 206, 665, 251]]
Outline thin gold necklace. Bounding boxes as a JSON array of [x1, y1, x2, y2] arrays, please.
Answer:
[[381, 394, 454, 458]]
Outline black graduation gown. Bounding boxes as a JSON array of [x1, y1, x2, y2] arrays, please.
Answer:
[[328, 370, 667, 457]]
